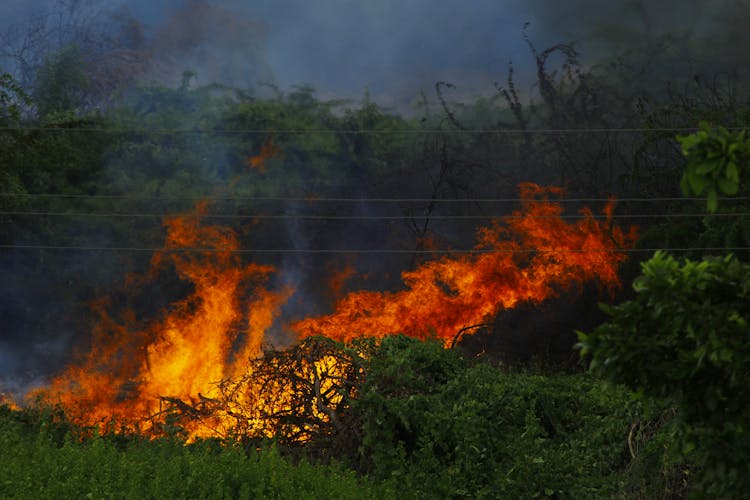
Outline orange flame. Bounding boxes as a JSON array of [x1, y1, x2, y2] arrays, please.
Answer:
[[33, 200, 291, 438], [1, 392, 21, 411], [28, 182, 636, 441], [292, 183, 637, 343], [327, 263, 356, 301], [246, 136, 281, 172]]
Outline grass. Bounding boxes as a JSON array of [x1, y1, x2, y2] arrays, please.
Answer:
[[0, 406, 397, 499]]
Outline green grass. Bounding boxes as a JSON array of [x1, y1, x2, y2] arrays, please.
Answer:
[[0, 406, 396, 499]]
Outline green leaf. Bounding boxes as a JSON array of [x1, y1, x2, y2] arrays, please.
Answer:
[[677, 133, 702, 151], [695, 161, 720, 175], [707, 188, 719, 212], [717, 177, 739, 195], [687, 171, 708, 194], [725, 161, 740, 182], [682, 440, 696, 454], [679, 174, 691, 195]]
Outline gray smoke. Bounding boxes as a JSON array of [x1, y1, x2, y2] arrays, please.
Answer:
[[2, 0, 748, 109]]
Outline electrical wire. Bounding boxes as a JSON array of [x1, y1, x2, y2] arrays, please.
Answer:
[[1, 192, 748, 203], [0, 210, 747, 220], [0, 244, 745, 254], [0, 126, 746, 134]]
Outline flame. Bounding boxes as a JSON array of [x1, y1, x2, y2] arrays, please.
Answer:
[[27, 182, 636, 442], [292, 183, 637, 343], [326, 263, 356, 301], [246, 136, 281, 172], [33, 200, 291, 439], [1, 392, 21, 411]]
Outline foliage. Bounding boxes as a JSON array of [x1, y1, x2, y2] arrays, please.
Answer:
[[5, 336, 686, 499], [0, 72, 31, 205], [632, 123, 750, 261], [351, 335, 647, 498], [677, 121, 749, 212], [578, 251, 750, 497], [0, 71, 30, 125], [33, 45, 90, 120], [0, 405, 396, 499]]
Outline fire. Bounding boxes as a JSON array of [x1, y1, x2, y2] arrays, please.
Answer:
[[33, 199, 291, 439], [326, 263, 356, 301], [27, 181, 636, 442], [1, 392, 21, 411], [246, 136, 281, 172], [292, 183, 637, 343]]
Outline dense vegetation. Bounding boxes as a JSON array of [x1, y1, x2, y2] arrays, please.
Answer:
[[2, 5, 750, 497], [580, 252, 750, 497], [0, 339, 677, 499]]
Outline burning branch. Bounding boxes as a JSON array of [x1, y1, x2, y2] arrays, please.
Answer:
[[152, 337, 365, 445]]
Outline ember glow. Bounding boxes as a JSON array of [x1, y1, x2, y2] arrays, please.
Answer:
[[25, 182, 636, 441]]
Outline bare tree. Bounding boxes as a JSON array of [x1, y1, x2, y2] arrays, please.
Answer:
[[0, 0, 149, 110]]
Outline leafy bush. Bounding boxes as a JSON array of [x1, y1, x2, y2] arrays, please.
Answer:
[[578, 251, 750, 497], [678, 122, 749, 212], [352, 335, 643, 498], [635, 123, 750, 262]]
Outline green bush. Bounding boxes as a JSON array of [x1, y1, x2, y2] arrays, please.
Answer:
[[578, 251, 750, 497], [677, 122, 749, 212], [352, 336, 643, 498]]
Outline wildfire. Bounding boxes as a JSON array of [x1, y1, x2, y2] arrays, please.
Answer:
[[33, 198, 291, 439], [246, 136, 281, 172], [28, 181, 636, 442], [293, 183, 637, 343], [1, 392, 21, 411]]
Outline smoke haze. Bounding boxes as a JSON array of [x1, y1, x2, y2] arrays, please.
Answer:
[[0, 0, 744, 109]]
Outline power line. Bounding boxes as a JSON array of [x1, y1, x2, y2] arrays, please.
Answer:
[[0, 210, 746, 220], [0, 244, 745, 254], [2, 192, 748, 203], [0, 126, 745, 134]]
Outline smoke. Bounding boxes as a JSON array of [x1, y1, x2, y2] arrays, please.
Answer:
[[3, 0, 748, 109], [519, 0, 750, 78], [142, 0, 273, 88]]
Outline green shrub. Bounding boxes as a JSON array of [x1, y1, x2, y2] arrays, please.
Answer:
[[678, 122, 749, 212], [578, 251, 750, 497], [352, 335, 642, 498]]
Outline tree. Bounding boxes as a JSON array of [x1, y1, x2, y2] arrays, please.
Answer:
[[0, 71, 31, 208], [0, 71, 30, 125], [33, 44, 89, 119], [578, 251, 750, 496], [0, 1, 148, 112]]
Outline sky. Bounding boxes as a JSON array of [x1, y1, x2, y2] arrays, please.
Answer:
[[1, 0, 736, 111]]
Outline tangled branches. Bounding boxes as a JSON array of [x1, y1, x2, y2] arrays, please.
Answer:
[[153, 336, 368, 450]]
